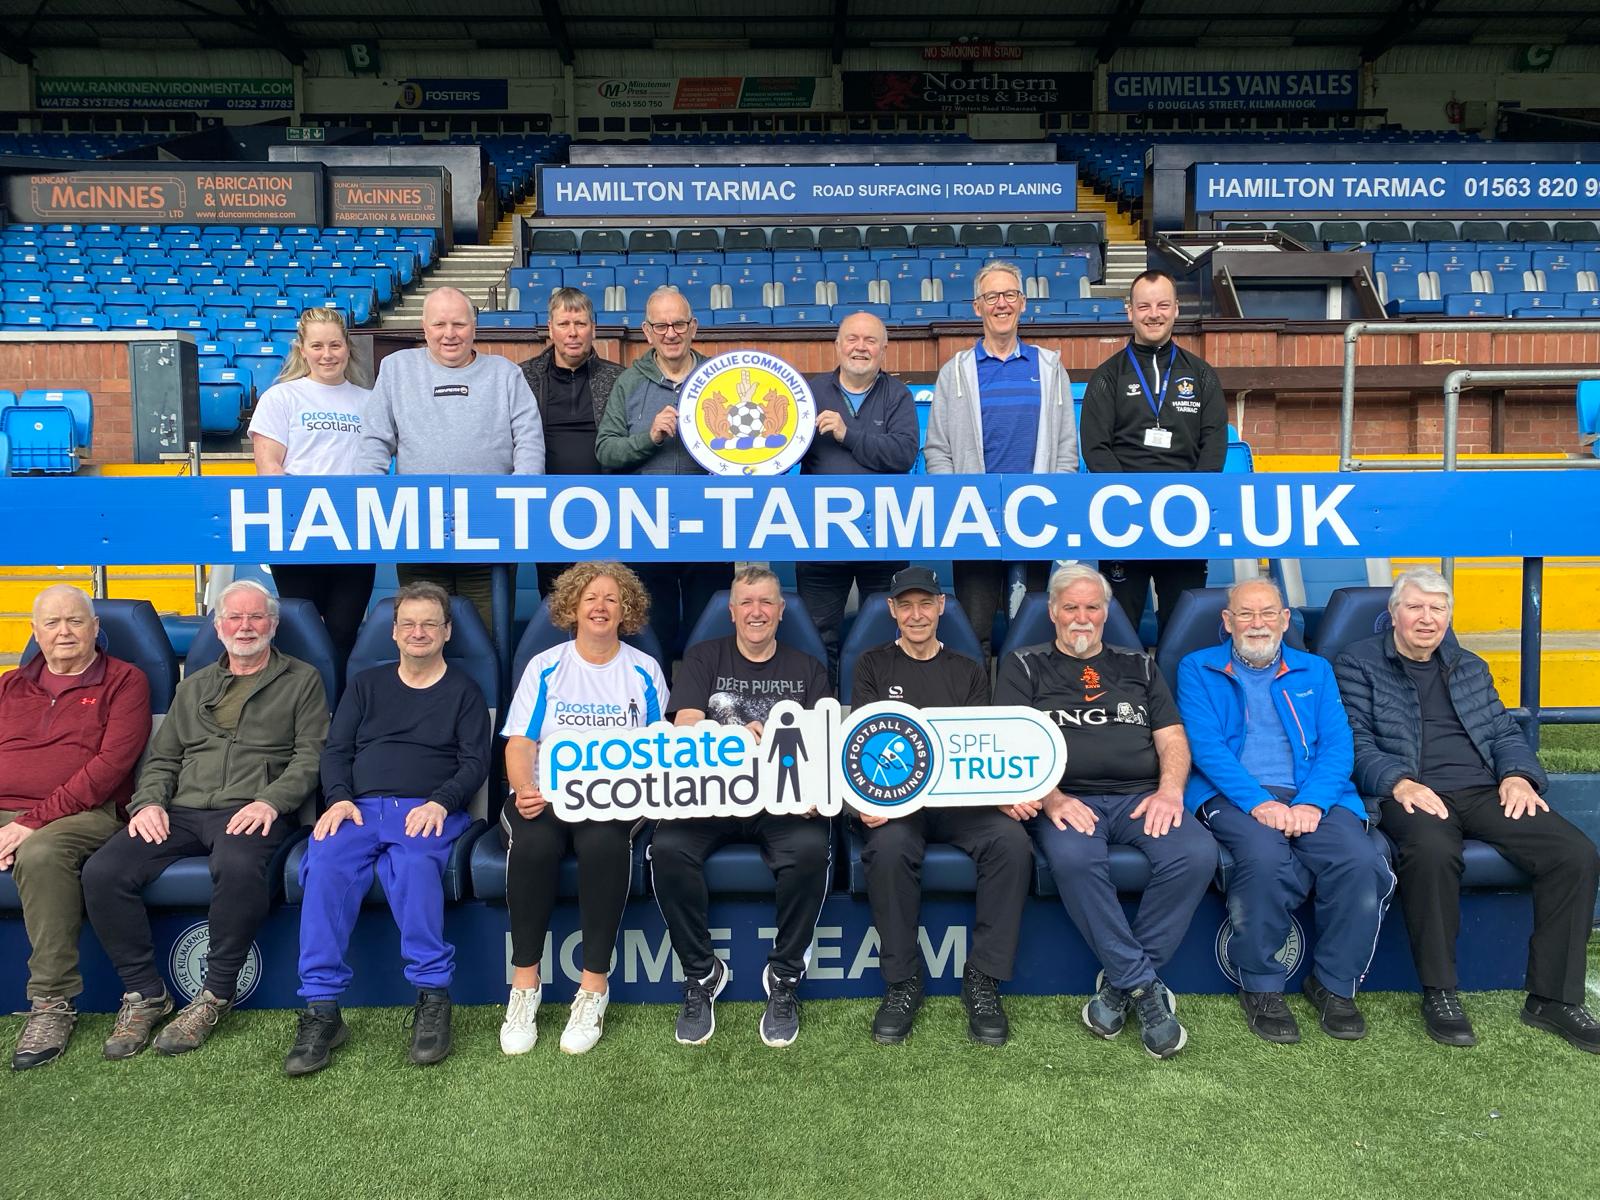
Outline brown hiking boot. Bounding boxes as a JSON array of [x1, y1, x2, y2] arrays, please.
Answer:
[[13, 996, 77, 1070], [154, 990, 232, 1056], [104, 990, 175, 1060]]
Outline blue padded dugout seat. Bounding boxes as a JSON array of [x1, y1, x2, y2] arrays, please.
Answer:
[[184, 596, 342, 711], [684, 589, 829, 668], [282, 819, 480, 904], [845, 824, 978, 894], [837, 590, 983, 706], [1033, 842, 1150, 896], [468, 822, 651, 901], [19, 598, 178, 715], [1153, 586, 1307, 691], [996, 590, 1144, 663], [349, 596, 501, 731]]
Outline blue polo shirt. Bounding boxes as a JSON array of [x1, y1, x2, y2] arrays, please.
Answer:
[[975, 339, 1041, 474]]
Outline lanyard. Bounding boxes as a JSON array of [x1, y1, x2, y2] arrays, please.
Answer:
[[1124, 344, 1176, 423]]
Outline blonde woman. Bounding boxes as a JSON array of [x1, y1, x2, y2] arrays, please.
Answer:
[[248, 307, 374, 662], [498, 562, 667, 1057]]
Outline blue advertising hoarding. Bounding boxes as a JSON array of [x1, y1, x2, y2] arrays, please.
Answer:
[[0, 472, 1595, 565], [1195, 161, 1600, 212], [537, 164, 1078, 217], [1109, 70, 1358, 113]]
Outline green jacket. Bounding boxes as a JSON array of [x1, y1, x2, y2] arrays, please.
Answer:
[[594, 349, 708, 474], [129, 648, 329, 816]]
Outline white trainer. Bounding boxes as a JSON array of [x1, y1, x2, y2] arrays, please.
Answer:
[[499, 985, 541, 1055], [560, 988, 609, 1055]]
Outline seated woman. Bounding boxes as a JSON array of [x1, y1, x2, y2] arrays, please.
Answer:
[[497, 562, 667, 1056]]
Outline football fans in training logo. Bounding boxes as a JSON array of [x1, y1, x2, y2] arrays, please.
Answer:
[[679, 351, 816, 475]]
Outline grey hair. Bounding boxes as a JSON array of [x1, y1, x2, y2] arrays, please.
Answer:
[[32, 583, 95, 620], [972, 259, 1024, 301], [1227, 578, 1285, 609], [214, 578, 280, 622], [1047, 563, 1113, 606], [1388, 566, 1453, 612]]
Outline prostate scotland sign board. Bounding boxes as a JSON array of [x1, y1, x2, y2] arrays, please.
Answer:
[[538, 700, 1068, 822]]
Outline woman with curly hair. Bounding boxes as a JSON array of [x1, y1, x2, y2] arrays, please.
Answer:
[[497, 562, 667, 1056]]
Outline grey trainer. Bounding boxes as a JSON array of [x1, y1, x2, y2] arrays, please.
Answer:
[[153, 989, 231, 1056], [13, 996, 77, 1070], [103, 990, 174, 1060]]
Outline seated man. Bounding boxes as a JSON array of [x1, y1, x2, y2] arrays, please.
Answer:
[[285, 582, 490, 1076], [652, 566, 831, 1048], [852, 567, 1032, 1047], [1336, 567, 1600, 1053], [1177, 578, 1394, 1044], [994, 564, 1216, 1060], [82, 580, 328, 1059], [0, 586, 151, 1070]]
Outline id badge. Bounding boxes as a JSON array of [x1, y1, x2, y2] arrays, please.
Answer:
[[1144, 427, 1173, 450]]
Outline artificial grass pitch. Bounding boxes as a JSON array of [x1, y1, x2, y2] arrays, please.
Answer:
[[7, 957, 1599, 1200]]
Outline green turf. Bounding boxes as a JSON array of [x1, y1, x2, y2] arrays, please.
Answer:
[[7, 944, 1598, 1200], [1537, 726, 1600, 774]]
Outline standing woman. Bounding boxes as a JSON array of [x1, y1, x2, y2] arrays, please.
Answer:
[[249, 307, 375, 665], [498, 562, 667, 1056]]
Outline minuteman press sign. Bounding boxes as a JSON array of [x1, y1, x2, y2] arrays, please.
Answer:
[[538, 700, 1067, 822]]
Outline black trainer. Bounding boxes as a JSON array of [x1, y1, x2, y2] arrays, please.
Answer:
[[1521, 995, 1600, 1054], [961, 965, 1009, 1047], [1238, 990, 1301, 1044], [407, 988, 453, 1065], [872, 978, 924, 1045], [760, 964, 801, 1048], [284, 1002, 349, 1077], [675, 957, 728, 1046], [1421, 987, 1477, 1047], [1303, 973, 1367, 1040]]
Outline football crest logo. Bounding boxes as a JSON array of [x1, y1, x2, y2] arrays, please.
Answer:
[[679, 351, 815, 476]]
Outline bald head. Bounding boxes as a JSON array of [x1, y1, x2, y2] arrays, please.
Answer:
[[423, 288, 477, 368], [835, 310, 888, 390], [31, 585, 97, 675]]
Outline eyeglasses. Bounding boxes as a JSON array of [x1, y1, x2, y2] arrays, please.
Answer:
[[396, 620, 447, 633], [977, 289, 1023, 307], [1231, 609, 1282, 624], [645, 319, 693, 335]]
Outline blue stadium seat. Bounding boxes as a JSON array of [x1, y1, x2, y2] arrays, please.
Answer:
[[185, 596, 342, 710], [888, 302, 951, 322], [837, 591, 983, 706], [997, 590, 1144, 662], [1444, 294, 1507, 317], [477, 311, 541, 329], [18, 598, 178, 715], [350, 596, 501, 719], [1, 406, 75, 472], [0, 429, 9, 476], [234, 344, 287, 399], [843, 822, 981, 894], [198, 369, 249, 433], [18, 388, 93, 448], [684, 589, 827, 668], [771, 306, 830, 325]]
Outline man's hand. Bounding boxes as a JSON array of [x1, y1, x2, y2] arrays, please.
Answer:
[[1251, 800, 1293, 832], [1498, 776, 1548, 821], [745, 720, 765, 740], [857, 811, 889, 828], [1000, 799, 1042, 822], [1044, 790, 1098, 836], [816, 410, 848, 443], [1286, 805, 1323, 837], [649, 406, 679, 445], [513, 781, 546, 821], [226, 801, 278, 837], [1392, 779, 1450, 820], [406, 801, 450, 838], [1130, 787, 1185, 838], [313, 800, 362, 842], [0, 821, 34, 870], [128, 806, 170, 845]]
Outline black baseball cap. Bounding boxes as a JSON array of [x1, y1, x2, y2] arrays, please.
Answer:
[[888, 566, 942, 598]]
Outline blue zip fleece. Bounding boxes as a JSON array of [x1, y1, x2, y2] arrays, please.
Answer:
[[1176, 641, 1364, 819]]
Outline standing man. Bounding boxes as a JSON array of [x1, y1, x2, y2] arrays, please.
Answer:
[[1177, 578, 1394, 1044], [651, 567, 832, 1049], [993, 564, 1216, 1060], [1335, 567, 1600, 1052], [521, 287, 625, 597], [852, 567, 1033, 1047], [1079, 270, 1227, 638], [923, 260, 1077, 660], [595, 286, 715, 659], [800, 311, 921, 689], [355, 286, 545, 634], [0, 586, 150, 1070], [284, 582, 490, 1076], [81, 580, 327, 1059]]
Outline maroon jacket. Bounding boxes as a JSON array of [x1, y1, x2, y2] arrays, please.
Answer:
[[0, 652, 151, 829]]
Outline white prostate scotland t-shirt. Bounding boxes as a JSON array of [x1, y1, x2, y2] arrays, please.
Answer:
[[248, 377, 370, 475], [502, 641, 669, 742]]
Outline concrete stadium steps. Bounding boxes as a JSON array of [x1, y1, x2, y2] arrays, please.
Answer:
[[1077, 182, 1140, 243], [380, 244, 518, 326], [492, 199, 540, 247]]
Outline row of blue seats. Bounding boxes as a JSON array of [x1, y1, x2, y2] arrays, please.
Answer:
[[520, 246, 1097, 269], [2, 308, 345, 336], [0, 133, 160, 158], [1, 251, 414, 295], [481, 299, 1126, 330], [1229, 218, 1599, 245], [6, 269, 399, 308], [511, 255, 1090, 290], [5, 291, 375, 329], [527, 222, 1103, 257], [1376, 248, 1600, 276], [3, 223, 439, 259]]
